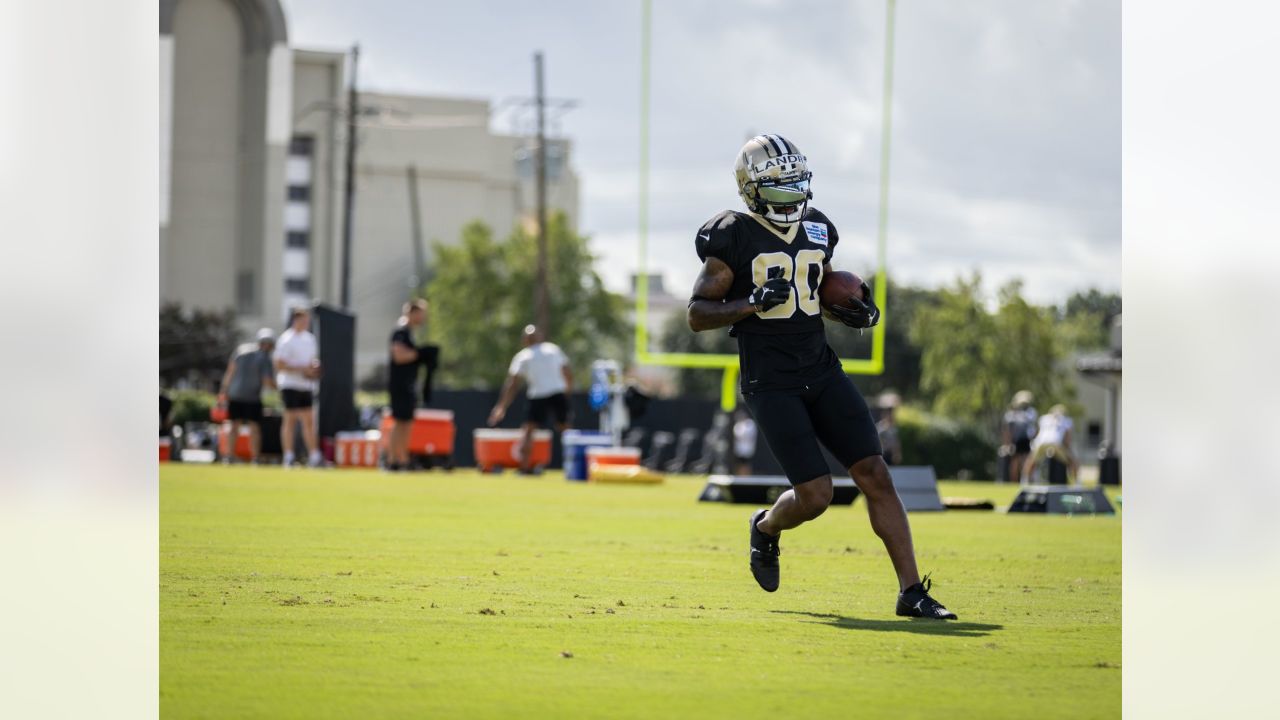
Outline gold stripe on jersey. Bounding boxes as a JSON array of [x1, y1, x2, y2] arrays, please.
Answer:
[[746, 212, 800, 244]]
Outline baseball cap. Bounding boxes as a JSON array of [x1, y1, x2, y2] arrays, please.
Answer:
[[256, 328, 275, 343]]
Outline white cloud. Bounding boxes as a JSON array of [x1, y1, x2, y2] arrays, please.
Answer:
[[281, 0, 1119, 304]]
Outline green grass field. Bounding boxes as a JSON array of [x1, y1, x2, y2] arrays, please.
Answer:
[[160, 465, 1120, 719]]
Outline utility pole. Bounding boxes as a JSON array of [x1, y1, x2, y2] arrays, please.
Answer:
[[533, 51, 550, 332], [340, 43, 360, 309], [406, 164, 425, 290]]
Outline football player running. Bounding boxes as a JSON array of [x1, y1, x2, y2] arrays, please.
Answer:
[[686, 135, 956, 620]]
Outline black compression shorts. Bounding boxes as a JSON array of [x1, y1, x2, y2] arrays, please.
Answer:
[[281, 389, 313, 410], [227, 399, 263, 423], [526, 393, 569, 428], [743, 367, 882, 485], [390, 387, 416, 421]]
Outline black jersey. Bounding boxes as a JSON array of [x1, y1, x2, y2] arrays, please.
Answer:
[[694, 206, 842, 393]]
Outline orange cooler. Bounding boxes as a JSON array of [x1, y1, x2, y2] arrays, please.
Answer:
[[159, 437, 172, 463], [474, 429, 552, 472], [381, 409, 456, 457], [585, 446, 642, 468], [217, 423, 253, 461], [335, 430, 382, 467]]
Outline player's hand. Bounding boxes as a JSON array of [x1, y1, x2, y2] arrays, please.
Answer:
[[748, 269, 792, 311], [487, 406, 505, 427], [826, 281, 880, 328], [304, 360, 323, 379]]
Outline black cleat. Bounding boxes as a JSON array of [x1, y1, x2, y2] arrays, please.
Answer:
[[896, 574, 958, 620], [749, 509, 780, 592]]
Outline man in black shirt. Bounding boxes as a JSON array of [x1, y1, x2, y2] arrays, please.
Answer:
[[687, 134, 956, 619], [387, 299, 428, 470]]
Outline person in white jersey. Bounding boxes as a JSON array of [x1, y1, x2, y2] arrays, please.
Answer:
[[487, 325, 574, 474], [1022, 403, 1078, 484], [274, 307, 323, 468]]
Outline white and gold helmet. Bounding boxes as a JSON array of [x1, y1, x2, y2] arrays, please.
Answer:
[[733, 134, 812, 226]]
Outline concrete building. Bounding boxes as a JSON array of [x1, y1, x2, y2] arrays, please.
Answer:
[[160, 0, 579, 378], [1074, 314, 1122, 469], [625, 273, 683, 397]]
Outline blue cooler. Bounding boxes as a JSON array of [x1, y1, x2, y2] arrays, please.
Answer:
[[563, 430, 614, 481]]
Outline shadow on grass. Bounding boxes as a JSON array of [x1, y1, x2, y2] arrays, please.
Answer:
[[771, 610, 1003, 637]]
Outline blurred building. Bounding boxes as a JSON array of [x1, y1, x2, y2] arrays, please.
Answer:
[[626, 273, 682, 396], [160, 0, 579, 377], [1074, 314, 1122, 470]]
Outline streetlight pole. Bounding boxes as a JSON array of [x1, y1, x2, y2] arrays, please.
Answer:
[[340, 43, 360, 309], [533, 51, 550, 332]]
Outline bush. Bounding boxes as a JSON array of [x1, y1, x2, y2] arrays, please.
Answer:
[[895, 406, 997, 480], [166, 389, 218, 427]]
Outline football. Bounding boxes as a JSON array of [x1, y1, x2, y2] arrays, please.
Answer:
[[818, 270, 865, 310]]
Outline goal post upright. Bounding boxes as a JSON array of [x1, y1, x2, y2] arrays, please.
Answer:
[[634, 0, 897, 409]]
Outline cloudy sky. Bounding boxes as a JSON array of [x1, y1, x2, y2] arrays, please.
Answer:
[[282, 0, 1119, 305]]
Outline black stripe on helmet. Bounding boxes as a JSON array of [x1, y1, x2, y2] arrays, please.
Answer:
[[760, 134, 784, 156], [774, 135, 795, 154]]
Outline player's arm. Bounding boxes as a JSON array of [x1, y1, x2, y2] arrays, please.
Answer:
[[487, 373, 524, 426], [821, 262, 880, 329], [218, 357, 236, 402], [390, 339, 419, 365], [261, 358, 278, 390], [687, 257, 782, 331]]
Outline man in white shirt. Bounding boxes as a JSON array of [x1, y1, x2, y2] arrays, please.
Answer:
[[487, 325, 573, 473], [1023, 404, 1078, 484], [274, 307, 323, 467]]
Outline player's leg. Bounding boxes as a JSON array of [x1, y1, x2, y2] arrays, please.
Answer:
[[806, 372, 920, 590], [248, 420, 261, 463], [519, 397, 548, 473], [390, 419, 410, 467], [517, 422, 538, 472], [1023, 444, 1048, 483], [810, 371, 956, 618], [226, 419, 243, 464], [747, 390, 833, 534], [280, 408, 296, 466], [1065, 447, 1080, 484], [551, 393, 570, 434], [848, 455, 919, 590], [756, 476, 834, 534], [300, 404, 321, 466], [742, 390, 831, 592]]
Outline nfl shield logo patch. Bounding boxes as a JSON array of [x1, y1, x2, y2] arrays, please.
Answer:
[[802, 221, 828, 246]]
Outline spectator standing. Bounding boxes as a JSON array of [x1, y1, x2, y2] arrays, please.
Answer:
[[487, 325, 573, 474], [1023, 404, 1079, 485], [275, 307, 322, 468], [876, 392, 903, 466], [218, 328, 276, 463], [1001, 390, 1037, 484], [387, 299, 428, 471], [732, 408, 758, 475]]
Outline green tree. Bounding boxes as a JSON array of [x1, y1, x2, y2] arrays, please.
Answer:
[[911, 275, 1073, 433], [1056, 288, 1121, 351], [424, 213, 629, 389], [159, 302, 241, 389], [910, 274, 1001, 425], [991, 279, 1075, 418], [824, 277, 931, 401]]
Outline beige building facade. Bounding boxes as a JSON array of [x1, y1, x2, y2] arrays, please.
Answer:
[[160, 0, 579, 379]]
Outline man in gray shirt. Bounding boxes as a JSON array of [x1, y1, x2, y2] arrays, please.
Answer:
[[218, 328, 277, 463]]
